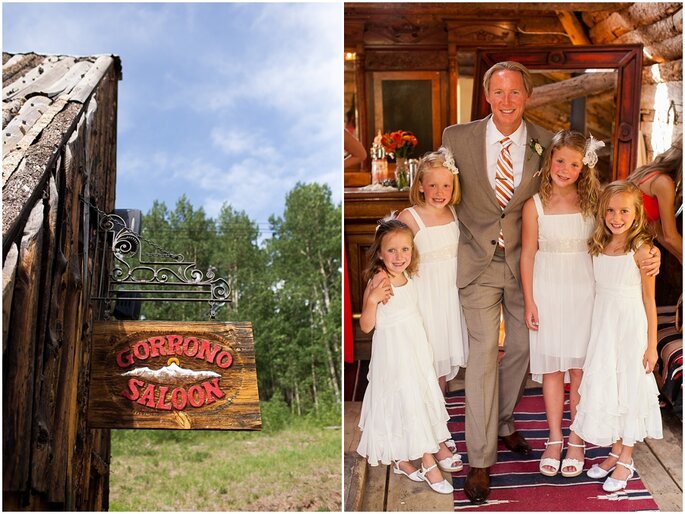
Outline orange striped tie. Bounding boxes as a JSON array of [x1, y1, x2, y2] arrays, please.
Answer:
[[495, 137, 514, 248]]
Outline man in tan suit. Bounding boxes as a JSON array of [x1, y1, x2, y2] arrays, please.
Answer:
[[442, 61, 552, 504]]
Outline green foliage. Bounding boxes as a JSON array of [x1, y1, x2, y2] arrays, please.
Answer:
[[131, 184, 341, 418]]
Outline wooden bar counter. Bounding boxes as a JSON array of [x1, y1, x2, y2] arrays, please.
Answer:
[[344, 187, 410, 361]]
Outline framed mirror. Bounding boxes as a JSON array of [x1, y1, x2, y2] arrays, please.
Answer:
[[472, 45, 643, 182]]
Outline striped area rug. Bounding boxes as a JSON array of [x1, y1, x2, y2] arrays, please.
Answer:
[[446, 388, 659, 511]]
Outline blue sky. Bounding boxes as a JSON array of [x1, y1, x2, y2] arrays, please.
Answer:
[[3, 2, 342, 232]]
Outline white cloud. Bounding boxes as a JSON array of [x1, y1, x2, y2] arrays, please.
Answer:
[[210, 127, 279, 160]]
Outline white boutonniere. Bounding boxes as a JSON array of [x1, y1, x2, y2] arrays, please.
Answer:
[[528, 138, 544, 160]]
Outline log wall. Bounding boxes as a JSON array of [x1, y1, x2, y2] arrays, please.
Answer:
[[583, 3, 682, 159], [2, 54, 120, 511]]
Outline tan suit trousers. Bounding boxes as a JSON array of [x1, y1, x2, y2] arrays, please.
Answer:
[[459, 247, 529, 468]]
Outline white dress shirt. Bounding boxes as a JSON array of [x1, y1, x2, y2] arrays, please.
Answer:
[[485, 118, 528, 191]]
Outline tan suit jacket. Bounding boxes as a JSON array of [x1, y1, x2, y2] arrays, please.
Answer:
[[442, 116, 553, 288]]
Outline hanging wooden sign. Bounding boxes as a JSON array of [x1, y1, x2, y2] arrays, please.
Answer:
[[87, 320, 261, 430]]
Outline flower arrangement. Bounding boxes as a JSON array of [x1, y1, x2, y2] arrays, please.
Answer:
[[380, 130, 418, 159]]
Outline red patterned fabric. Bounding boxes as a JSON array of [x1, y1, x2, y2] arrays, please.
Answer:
[[446, 388, 660, 511]]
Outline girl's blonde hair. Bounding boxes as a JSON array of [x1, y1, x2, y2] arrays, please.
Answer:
[[588, 181, 653, 256], [628, 135, 682, 208], [363, 217, 419, 282], [538, 129, 600, 217], [408, 147, 461, 206]]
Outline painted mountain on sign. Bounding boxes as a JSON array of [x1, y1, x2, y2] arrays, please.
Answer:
[[122, 362, 220, 385]]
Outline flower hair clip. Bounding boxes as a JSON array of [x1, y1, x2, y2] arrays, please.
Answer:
[[375, 210, 398, 231], [583, 134, 605, 168], [442, 152, 459, 175]]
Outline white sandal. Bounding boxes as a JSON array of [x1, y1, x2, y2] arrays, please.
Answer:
[[539, 440, 563, 477], [444, 438, 458, 454], [392, 460, 422, 482], [561, 442, 585, 478], [587, 451, 620, 479], [417, 463, 454, 494], [437, 454, 463, 473], [603, 460, 635, 492]]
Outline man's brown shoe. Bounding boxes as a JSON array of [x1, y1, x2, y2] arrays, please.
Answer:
[[499, 431, 532, 455], [463, 467, 490, 504]]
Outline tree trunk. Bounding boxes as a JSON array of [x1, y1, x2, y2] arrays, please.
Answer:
[[311, 355, 319, 414], [527, 72, 617, 110], [294, 382, 301, 416]]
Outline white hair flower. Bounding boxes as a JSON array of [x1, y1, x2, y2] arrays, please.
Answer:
[[443, 152, 459, 175], [583, 134, 605, 168]]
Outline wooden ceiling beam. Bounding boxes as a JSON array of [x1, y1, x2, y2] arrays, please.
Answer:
[[527, 72, 617, 110], [589, 2, 682, 43], [556, 10, 591, 45]]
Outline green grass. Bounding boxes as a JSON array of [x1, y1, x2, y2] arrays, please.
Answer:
[[108, 401, 342, 511]]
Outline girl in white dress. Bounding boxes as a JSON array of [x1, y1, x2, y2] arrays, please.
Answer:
[[520, 130, 600, 478], [397, 147, 469, 396], [571, 181, 662, 493], [357, 217, 462, 494]]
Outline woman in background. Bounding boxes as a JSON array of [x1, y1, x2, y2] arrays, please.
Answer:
[[628, 137, 682, 264]]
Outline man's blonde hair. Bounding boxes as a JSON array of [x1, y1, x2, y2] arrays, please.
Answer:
[[483, 61, 534, 97]]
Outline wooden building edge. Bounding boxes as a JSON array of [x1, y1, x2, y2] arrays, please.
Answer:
[[3, 52, 122, 510]]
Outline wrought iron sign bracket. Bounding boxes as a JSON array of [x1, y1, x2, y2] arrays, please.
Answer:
[[87, 200, 231, 320]]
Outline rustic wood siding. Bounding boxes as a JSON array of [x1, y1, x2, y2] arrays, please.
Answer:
[[3, 53, 121, 511]]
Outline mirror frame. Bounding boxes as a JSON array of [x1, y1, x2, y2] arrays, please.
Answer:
[[472, 44, 643, 180]]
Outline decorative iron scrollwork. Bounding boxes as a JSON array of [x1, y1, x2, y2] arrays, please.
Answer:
[[90, 204, 231, 320]]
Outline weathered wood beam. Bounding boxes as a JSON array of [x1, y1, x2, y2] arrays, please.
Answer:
[[556, 10, 591, 45], [527, 72, 617, 110], [2, 243, 18, 350], [623, 2, 682, 28], [645, 34, 683, 64], [589, 2, 681, 43], [642, 60, 683, 84], [30, 176, 59, 496], [614, 9, 682, 46], [3, 199, 44, 492]]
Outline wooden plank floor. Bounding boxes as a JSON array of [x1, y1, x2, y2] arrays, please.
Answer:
[[344, 378, 683, 512]]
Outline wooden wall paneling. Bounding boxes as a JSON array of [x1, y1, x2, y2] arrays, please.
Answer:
[[30, 176, 59, 496], [2, 198, 45, 492], [82, 73, 117, 510], [61, 120, 87, 510], [2, 243, 18, 350], [44, 157, 70, 504], [448, 43, 458, 125]]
